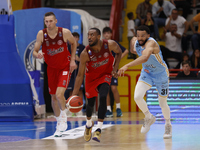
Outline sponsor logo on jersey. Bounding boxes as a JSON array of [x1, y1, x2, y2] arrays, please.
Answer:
[[88, 50, 92, 55], [92, 58, 109, 69], [91, 57, 97, 61], [105, 77, 111, 82], [103, 52, 109, 58], [47, 47, 64, 56], [59, 31, 62, 37], [63, 80, 66, 86], [57, 40, 63, 45], [144, 64, 156, 68], [46, 41, 49, 46], [44, 33, 47, 38], [104, 43, 108, 49], [63, 71, 68, 75]]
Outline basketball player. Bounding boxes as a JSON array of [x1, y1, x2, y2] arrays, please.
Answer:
[[33, 12, 77, 137], [72, 28, 122, 142], [102, 27, 128, 117], [118, 25, 172, 139]]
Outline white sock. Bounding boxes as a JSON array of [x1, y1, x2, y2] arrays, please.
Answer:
[[144, 110, 151, 118], [96, 121, 103, 129], [86, 118, 92, 127], [116, 103, 120, 109], [165, 119, 171, 125], [107, 106, 112, 112], [60, 109, 67, 117]]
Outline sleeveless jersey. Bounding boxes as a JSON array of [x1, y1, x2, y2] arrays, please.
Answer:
[[42, 27, 70, 69], [135, 37, 168, 75], [85, 40, 114, 81]]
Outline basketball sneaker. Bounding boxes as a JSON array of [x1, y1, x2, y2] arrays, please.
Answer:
[[163, 124, 172, 139], [141, 114, 156, 134], [54, 114, 67, 137], [92, 128, 101, 142], [105, 110, 113, 118], [116, 108, 123, 117], [84, 121, 94, 142]]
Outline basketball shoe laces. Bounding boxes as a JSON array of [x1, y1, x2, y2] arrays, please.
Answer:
[[143, 117, 150, 127], [164, 124, 171, 134], [57, 115, 67, 130]]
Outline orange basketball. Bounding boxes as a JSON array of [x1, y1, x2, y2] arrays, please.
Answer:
[[66, 95, 83, 113]]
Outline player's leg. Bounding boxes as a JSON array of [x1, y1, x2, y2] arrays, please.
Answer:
[[84, 97, 96, 142], [156, 77, 172, 139], [134, 81, 156, 133], [111, 85, 122, 117], [105, 87, 113, 117], [53, 87, 68, 136], [92, 83, 110, 142], [158, 95, 172, 139]]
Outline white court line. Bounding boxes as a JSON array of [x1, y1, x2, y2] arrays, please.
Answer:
[[43, 124, 113, 140]]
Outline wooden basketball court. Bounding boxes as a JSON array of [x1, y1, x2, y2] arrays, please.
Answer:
[[0, 112, 200, 150]]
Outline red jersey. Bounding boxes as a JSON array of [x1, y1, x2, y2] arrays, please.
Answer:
[[42, 27, 70, 69], [86, 39, 114, 80]]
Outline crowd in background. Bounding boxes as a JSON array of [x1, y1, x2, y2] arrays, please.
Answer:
[[127, 0, 200, 78]]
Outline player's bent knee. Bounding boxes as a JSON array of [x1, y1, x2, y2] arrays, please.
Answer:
[[134, 94, 143, 102]]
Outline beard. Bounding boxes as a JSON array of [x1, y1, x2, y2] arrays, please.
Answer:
[[89, 39, 98, 47], [138, 38, 148, 46]]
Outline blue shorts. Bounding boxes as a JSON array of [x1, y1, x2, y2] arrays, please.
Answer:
[[138, 71, 169, 97], [111, 77, 118, 86]]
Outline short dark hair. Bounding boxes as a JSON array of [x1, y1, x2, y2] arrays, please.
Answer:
[[72, 32, 80, 38], [182, 60, 191, 66], [136, 25, 150, 34], [147, 10, 152, 14], [127, 12, 133, 19], [90, 27, 101, 36], [44, 12, 56, 18], [103, 27, 112, 33], [172, 8, 179, 12]]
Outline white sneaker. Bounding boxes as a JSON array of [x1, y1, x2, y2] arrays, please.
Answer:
[[54, 129, 62, 137], [163, 124, 172, 139], [141, 114, 156, 134], [57, 115, 67, 132]]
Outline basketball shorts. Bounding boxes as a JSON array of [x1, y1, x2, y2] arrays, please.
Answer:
[[111, 77, 118, 86], [67, 70, 84, 91], [85, 74, 112, 99], [138, 70, 169, 97], [47, 65, 71, 95]]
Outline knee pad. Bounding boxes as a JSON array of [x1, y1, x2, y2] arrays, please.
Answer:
[[98, 83, 110, 98]]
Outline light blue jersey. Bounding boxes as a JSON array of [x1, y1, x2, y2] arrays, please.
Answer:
[[135, 37, 169, 97]]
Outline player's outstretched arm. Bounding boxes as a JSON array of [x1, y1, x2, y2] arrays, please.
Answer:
[[63, 28, 77, 73], [108, 40, 122, 78], [33, 30, 43, 59], [118, 40, 155, 76], [72, 49, 88, 95]]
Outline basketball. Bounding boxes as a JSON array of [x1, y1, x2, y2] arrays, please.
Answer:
[[66, 95, 83, 113]]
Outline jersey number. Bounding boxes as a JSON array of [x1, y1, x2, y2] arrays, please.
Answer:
[[161, 89, 168, 95]]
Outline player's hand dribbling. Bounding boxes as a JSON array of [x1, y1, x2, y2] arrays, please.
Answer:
[[117, 65, 128, 77], [70, 60, 77, 73]]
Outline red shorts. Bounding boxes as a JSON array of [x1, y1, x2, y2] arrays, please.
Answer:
[[85, 74, 112, 99], [47, 65, 71, 95]]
